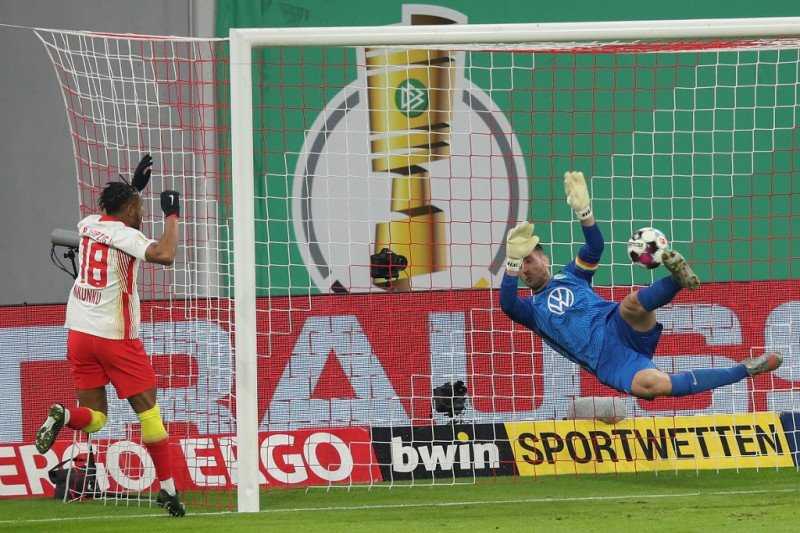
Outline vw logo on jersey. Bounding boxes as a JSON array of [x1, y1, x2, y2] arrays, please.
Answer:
[[547, 287, 575, 315]]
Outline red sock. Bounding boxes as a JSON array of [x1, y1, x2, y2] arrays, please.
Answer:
[[145, 439, 173, 481], [66, 407, 92, 430]]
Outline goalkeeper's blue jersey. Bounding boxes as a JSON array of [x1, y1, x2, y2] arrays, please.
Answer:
[[499, 263, 618, 372]]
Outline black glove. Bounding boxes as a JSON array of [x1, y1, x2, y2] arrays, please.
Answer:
[[160, 190, 180, 217], [132, 153, 153, 192]]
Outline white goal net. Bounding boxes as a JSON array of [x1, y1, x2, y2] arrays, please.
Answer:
[[14, 16, 800, 512]]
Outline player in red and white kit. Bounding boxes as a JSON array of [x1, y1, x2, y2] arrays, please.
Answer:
[[35, 154, 185, 517]]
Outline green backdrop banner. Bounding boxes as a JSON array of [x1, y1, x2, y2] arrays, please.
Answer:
[[216, 1, 800, 294]]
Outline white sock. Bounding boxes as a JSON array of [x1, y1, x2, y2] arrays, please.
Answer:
[[160, 478, 176, 496]]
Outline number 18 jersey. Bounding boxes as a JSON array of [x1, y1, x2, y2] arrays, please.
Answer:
[[65, 215, 155, 340]]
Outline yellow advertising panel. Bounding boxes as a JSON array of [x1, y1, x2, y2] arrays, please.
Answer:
[[506, 412, 794, 476]]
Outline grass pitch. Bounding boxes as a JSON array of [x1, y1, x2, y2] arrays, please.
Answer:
[[1, 469, 797, 532]]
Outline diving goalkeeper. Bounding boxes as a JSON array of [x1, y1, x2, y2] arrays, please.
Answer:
[[34, 155, 185, 517], [500, 171, 783, 399]]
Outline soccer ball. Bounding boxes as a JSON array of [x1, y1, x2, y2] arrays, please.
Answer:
[[627, 227, 669, 269]]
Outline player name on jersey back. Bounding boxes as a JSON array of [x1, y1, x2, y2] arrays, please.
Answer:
[[64, 215, 155, 340]]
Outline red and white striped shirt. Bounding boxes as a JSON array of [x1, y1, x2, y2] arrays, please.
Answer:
[[65, 215, 155, 340]]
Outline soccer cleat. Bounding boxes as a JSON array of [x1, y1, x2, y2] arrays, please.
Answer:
[[35, 403, 66, 454], [743, 351, 783, 376], [156, 489, 186, 517], [661, 250, 700, 290]]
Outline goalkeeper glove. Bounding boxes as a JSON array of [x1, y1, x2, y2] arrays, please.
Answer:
[[564, 170, 593, 220], [505, 221, 540, 272], [160, 190, 180, 218], [132, 153, 153, 192]]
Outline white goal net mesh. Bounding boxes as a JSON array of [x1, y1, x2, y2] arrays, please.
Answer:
[[18, 23, 799, 509]]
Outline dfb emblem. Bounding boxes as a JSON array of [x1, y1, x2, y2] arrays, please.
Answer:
[[547, 287, 574, 315]]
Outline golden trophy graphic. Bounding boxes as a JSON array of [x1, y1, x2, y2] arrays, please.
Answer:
[[290, 5, 527, 294], [366, 37, 455, 290]]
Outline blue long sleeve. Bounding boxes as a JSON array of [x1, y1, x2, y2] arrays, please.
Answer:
[[565, 223, 604, 282], [499, 273, 535, 327], [577, 223, 604, 266]]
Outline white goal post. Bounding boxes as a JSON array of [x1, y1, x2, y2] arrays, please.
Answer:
[[229, 16, 800, 512]]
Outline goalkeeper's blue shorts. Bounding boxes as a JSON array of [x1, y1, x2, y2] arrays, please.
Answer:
[[594, 308, 662, 393]]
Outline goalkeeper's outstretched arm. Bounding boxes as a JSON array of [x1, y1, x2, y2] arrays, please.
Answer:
[[499, 222, 539, 324], [564, 171, 604, 275]]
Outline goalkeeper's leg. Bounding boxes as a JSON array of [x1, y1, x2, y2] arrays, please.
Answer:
[[620, 249, 699, 332], [35, 387, 108, 454], [661, 249, 700, 290], [631, 352, 783, 399], [128, 389, 185, 517]]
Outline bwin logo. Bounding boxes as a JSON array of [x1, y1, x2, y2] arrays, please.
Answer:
[[390, 435, 500, 473]]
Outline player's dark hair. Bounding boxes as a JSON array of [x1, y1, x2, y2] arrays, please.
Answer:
[[98, 181, 138, 214], [534, 243, 544, 252]]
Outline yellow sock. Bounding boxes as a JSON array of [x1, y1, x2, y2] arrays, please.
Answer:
[[137, 404, 168, 443], [83, 409, 107, 433]]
